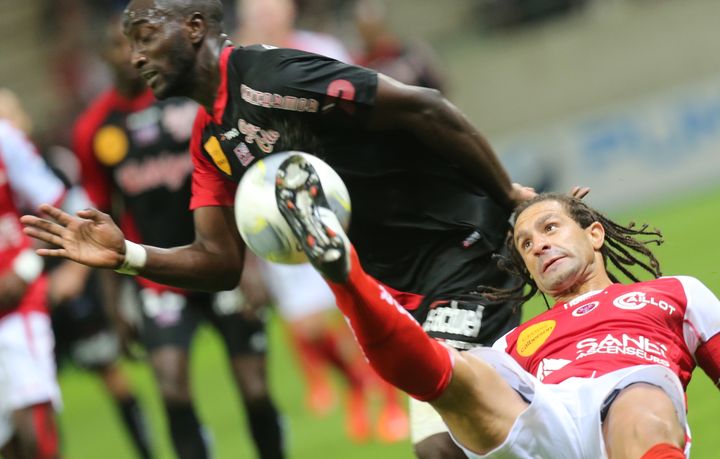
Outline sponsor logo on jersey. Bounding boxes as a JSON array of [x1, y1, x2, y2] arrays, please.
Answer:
[[204, 136, 232, 175], [422, 300, 484, 339], [516, 320, 556, 357], [240, 84, 319, 113], [221, 128, 240, 141], [323, 79, 356, 114], [576, 333, 670, 367], [238, 119, 280, 154], [536, 358, 572, 381], [94, 125, 129, 166], [572, 301, 599, 317], [114, 152, 193, 195], [613, 291, 677, 315], [233, 142, 255, 167]]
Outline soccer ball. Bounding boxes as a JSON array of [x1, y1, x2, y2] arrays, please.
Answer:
[[234, 151, 351, 264]]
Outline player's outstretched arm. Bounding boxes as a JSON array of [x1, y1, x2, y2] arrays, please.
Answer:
[[22, 204, 244, 291], [368, 74, 527, 210]]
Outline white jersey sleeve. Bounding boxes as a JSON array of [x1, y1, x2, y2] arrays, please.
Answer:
[[0, 121, 65, 210], [678, 275, 720, 354]]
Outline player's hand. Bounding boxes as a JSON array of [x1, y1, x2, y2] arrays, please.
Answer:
[[21, 205, 126, 269], [0, 271, 28, 310], [569, 186, 590, 200], [508, 182, 537, 206]]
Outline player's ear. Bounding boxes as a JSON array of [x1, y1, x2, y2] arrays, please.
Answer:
[[186, 12, 207, 44], [587, 221, 605, 251]]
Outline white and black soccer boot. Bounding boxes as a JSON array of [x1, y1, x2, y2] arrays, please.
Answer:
[[275, 154, 350, 283]]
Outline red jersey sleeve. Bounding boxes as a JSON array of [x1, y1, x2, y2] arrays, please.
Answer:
[[72, 94, 114, 211], [189, 108, 236, 210]]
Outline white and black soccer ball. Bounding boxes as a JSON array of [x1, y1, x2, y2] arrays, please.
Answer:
[[234, 151, 351, 264]]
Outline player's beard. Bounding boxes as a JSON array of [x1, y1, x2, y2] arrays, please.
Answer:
[[153, 42, 198, 100]]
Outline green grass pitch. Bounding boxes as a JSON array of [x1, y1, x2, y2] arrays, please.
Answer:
[[56, 187, 720, 458]]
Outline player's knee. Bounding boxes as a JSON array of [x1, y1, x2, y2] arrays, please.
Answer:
[[604, 383, 684, 454], [413, 433, 466, 459]]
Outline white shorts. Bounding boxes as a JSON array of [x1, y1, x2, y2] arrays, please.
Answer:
[[260, 261, 336, 321], [455, 348, 689, 459], [0, 312, 61, 446], [409, 397, 450, 444]]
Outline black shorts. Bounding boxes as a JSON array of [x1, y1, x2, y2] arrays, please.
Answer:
[[52, 272, 120, 370], [405, 244, 523, 350], [135, 286, 267, 356]]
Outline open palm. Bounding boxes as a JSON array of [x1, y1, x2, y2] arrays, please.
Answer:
[[21, 204, 126, 269]]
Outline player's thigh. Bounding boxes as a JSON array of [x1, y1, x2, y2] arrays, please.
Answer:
[[602, 383, 685, 459], [431, 350, 529, 455], [0, 313, 60, 446], [204, 295, 269, 360], [137, 287, 202, 353]]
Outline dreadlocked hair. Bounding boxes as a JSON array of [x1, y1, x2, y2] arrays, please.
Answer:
[[480, 193, 664, 307]]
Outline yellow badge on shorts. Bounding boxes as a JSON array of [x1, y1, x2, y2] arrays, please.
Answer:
[[93, 126, 129, 166], [204, 135, 231, 175], [516, 320, 556, 357]]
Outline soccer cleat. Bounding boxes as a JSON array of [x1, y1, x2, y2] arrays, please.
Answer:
[[276, 155, 350, 283]]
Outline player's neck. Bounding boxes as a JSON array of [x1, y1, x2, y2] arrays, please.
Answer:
[[193, 35, 232, 113], [551, 269, 613, 306]]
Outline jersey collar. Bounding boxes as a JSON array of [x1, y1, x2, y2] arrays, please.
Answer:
[[211, 46, 233, 124]]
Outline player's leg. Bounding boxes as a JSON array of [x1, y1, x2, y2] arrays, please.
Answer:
[[0, 312, 61, 459], [137, 288, 210, 459], [57, 277, 154, 459], [276, 154, 529, 453], [206, 291, 285, 459], [259, 259, 376, 440], [96, 363, 154, 459], [7, 403, 59, 459], [602, 383, 685, 459]]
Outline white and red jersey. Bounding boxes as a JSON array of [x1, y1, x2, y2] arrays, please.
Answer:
[[0, 120, 65, 318], [494, 277, 720, 388]]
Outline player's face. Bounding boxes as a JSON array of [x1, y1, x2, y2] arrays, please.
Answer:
[[513, 200, 602, 297], [123, 0, 197, 99]]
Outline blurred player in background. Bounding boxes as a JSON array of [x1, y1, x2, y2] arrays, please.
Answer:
[[0, 89, 155, 458], [69, 16, 284, 459], [354, 0, 447, 92], [278, 185, 720, 458], [44, 145, 155, 459], [23, 2, 531, 457], [234, 0, 408, 443], [0, 89, 66, 459]]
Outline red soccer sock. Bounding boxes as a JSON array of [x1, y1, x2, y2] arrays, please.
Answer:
[[640, 443, 685, 459], [31, 402, 59, 459], [325, 247, 453, 401]]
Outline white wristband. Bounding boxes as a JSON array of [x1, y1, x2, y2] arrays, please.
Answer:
[[12, 249, 44, 284], [115, 240, 147, 276]]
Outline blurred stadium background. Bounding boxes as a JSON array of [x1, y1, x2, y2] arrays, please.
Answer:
[[1, 0, 719, 457]]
